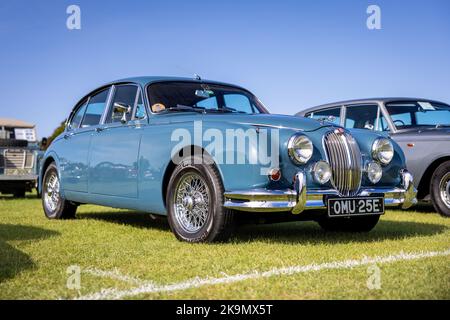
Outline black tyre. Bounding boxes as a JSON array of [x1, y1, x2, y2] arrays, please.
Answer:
[[318, 215, 380, 232], [42, 163, 77, 219], [13, 188, 26, 198], [166, 155, 234, 243], [430, 160, 450, 217], [0, 139, 28, 147]]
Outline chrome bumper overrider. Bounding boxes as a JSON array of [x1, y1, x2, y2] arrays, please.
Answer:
[[224, 170, 417, 213]]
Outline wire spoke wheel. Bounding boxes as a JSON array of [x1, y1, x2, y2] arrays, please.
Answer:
[[173, 172, 211, 233], [44, 172, 60, 213], [439, 172, 450, 209]]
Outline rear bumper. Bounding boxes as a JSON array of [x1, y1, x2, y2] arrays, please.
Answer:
[[224, 170, 417, 214]]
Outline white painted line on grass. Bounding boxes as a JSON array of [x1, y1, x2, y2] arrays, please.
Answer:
[[76, 249, 450, 300], [83, 267, 153, 285]]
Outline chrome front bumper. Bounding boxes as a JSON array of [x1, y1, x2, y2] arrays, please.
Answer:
[[224, 170, 417, 214]]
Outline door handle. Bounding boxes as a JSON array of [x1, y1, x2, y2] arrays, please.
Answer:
[[64, 133, 74, 139], [95, 127, 105, 133]]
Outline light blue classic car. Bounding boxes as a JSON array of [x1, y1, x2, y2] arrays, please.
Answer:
[[39, 76, 417, 242]]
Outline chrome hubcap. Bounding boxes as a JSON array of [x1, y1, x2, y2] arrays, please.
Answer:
[[173, 173, 210, 233], [439, 172, 450, 208], [44, 172, 60, 212]]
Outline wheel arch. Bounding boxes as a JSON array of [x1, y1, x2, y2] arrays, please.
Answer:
[[38, 153, 60, 194], [417, 156, 450, 199], [161, 145, 223, 208]]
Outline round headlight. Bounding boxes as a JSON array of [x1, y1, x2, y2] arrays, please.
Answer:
[[367, 161, 382, 184], [372, 138, 394, 165], [288, 134, 313, 164], [313, 161, 332, 184]]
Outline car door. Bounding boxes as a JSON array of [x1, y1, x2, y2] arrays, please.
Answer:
[[88, 84, 142, 198], [59, 91, 107, 193]]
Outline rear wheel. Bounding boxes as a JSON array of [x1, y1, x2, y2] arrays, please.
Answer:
[[42, 163, 77, 219], [318, 215, 380, 232], [166, 155, 234, 243], [430, 161, 450, 217]]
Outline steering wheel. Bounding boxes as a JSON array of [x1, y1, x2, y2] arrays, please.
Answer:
[[393, 119, 405, 127]]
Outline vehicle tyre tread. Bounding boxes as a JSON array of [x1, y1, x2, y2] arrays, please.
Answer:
[[42, 163, 77, 220], [166, 155, 234, 243], [430, 160, 450, 217]]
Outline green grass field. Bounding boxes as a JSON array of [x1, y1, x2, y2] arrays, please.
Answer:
[[0, 194, 449, 300]]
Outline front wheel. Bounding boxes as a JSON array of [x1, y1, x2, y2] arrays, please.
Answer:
[[42, 162, 77, 219], [166, 156, 234, 243], [318, 215, 380, 232], [430, 160, 450, 217]]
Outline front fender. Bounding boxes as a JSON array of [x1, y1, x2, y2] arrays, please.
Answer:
[[38, 150, 63, 195]]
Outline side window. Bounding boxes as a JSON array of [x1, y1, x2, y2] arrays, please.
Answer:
[[308, 107, 341, 125], [134, 91, 147, 120], [107, 85, 138, 123], [81, 88, 110, 127], [390, 112, 412, 127], [345, 104, 379, 130], [224, 94, 255, 113], [69, 100, 88, 130]]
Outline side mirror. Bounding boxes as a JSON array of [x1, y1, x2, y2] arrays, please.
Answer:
[[113, 102, 131, 124], [40, 137, 48, 150]]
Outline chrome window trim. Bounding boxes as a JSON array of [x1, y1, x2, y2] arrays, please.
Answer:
[[379, 102, 398, 133], [67, 97, 90, 131], [131, 86, 148, 122], [100, 85, 115, 125], [104, 83, 149, 126]]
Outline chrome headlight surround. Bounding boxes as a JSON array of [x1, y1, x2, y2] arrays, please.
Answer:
[[372, 138, 394, 165], [288, 133, 313, 164]]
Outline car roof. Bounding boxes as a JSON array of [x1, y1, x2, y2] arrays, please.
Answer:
[[105, 76, 248, 91], [0, 118, 35, 128], [297, 97, 449, 115]]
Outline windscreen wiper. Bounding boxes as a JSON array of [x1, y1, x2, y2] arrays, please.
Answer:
[[215, 106, 247, 114], [167, 104, 206, 113]]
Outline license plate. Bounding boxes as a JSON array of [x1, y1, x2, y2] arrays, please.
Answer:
[[327, 197, 384, 217]]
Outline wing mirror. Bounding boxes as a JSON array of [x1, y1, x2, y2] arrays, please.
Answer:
[[113, 102, 132, 124]]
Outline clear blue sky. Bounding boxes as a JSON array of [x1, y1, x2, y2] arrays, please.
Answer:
[[0, 0, 449, 138]]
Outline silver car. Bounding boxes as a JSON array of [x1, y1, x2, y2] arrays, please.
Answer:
[[297, 98, 450, 217]]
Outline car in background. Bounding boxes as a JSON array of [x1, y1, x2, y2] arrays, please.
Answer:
[[297, 98, 450, 217], [0, 118, 43, 197], [39, 77, 416, 242]]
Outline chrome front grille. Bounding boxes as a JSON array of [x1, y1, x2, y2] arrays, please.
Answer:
[[3, 149, 34, 169], [323, 130, 362, 196]]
